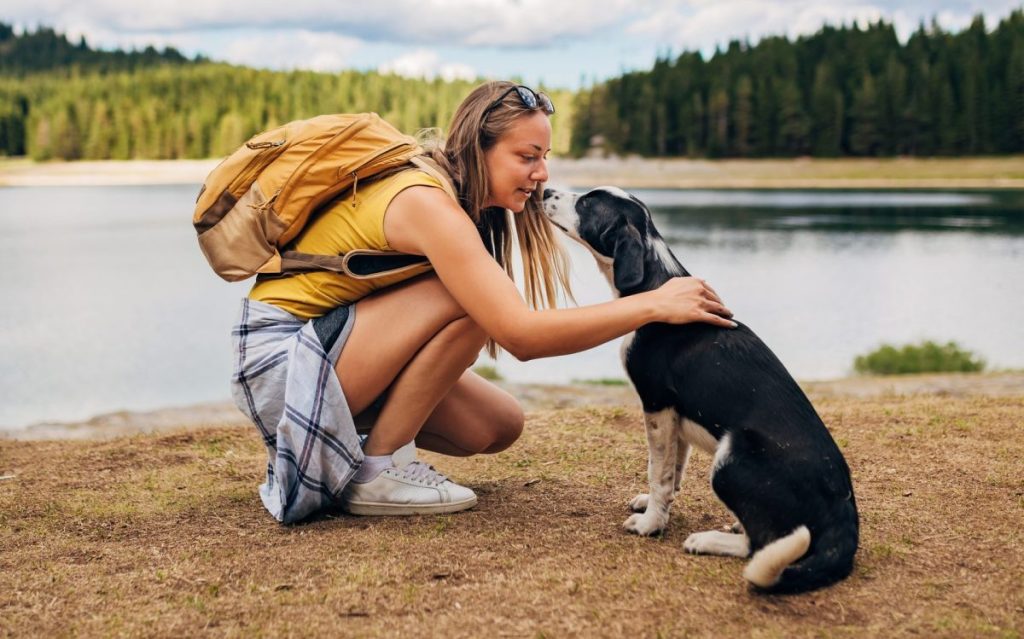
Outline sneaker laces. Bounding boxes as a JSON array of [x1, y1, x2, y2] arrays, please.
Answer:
[[399, 460, 448, 486]]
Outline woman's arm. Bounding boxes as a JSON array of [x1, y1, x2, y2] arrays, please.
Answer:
[[384, 186, 734, 361]]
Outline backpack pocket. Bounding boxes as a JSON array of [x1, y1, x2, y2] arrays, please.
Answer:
[[226, 138, 288, 197]]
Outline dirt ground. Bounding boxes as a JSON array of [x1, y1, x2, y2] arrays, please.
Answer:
[[1, 377, 1022, 637]]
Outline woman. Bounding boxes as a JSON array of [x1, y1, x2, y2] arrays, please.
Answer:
[[231, 80, 735, 523]]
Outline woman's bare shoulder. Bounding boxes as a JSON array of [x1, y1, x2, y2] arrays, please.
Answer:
[[385, 185, 478, 255]]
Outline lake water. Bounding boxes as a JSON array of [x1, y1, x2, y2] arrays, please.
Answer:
[[1, 184, 1022, 431]]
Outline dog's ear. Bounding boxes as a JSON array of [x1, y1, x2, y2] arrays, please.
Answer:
[[612, 224, 645, 292]]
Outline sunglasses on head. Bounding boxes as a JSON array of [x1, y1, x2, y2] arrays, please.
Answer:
[[482, 85, 555, 119]]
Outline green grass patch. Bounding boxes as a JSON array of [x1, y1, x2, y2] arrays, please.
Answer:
[[573, 378, 629, 386], [854, 340, 985, 375], [472, 365, 503, 381]]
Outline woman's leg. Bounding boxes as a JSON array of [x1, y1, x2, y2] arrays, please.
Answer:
[[335, 273, 522, 456], [417, 370, 524, 456]]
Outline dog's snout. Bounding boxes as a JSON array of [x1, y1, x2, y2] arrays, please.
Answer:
[[543, 188, 555, 200]]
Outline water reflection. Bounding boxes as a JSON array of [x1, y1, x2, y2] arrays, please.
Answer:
[[629, 189, 1024, 236]]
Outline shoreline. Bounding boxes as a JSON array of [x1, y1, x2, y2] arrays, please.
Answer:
[[2, 156, 1024, 189], [4, 371, 1022, 442]]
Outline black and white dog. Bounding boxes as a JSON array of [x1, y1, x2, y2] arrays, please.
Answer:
[[543, 186, 858, 593]]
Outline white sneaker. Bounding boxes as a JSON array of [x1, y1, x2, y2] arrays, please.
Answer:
[[344, 441, 477, 516]]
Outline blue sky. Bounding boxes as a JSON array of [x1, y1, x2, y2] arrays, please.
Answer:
[[4, 1, 1022, 88]]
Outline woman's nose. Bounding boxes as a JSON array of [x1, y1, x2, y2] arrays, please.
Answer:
[[531, 157, 549, 183]]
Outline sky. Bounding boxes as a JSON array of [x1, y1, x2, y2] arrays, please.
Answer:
[[3, 1, 1023, 89]]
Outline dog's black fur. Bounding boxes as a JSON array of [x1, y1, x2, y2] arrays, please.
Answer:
[[543, 186, 858, 593]]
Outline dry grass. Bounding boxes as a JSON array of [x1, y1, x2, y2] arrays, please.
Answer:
[[1, 395, 1022, 638]]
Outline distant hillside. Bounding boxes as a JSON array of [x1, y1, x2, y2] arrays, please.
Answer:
[[571, 12, 1024, 158], [0, 22, 580, 161], [0, 22, 203, 75]]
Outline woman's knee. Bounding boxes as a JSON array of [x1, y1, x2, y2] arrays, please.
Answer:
[[450, 314, 488, 344], [482, 398, 525, 454], [433, 315, 489, 367]]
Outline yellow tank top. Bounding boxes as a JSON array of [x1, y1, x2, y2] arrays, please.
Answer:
[[248, 169, 443, 318]]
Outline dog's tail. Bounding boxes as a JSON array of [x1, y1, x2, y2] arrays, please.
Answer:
[[743, 502, 858, 594]]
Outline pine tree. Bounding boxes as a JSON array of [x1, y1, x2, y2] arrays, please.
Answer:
[[1008, 39, 1024, 151], [850, 73, 881, 156], [880, 54, 908, 154], [810, 63, 843, 156], [83, 101, 112, 159], [687, 92, 706, 156], [707, 87, 729, 157], [732, 75, 754, 156], [777, 80, 810, 155]]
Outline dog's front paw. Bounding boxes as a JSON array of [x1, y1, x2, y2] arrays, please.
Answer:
[[628, 493, 649, 513], [623, 512, 666, 537]]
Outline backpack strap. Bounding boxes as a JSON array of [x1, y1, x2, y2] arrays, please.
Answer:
[[409, 155, 459, 202], [274, 156, 458, 280], [278, 249, 430, 280]]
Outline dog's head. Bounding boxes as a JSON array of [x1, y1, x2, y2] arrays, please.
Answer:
[[544, 186, 677, 294]]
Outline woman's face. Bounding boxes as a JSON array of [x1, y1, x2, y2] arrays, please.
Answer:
[[482, 110, 552, 212]]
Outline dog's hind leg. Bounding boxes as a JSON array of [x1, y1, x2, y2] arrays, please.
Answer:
[[684, 530, 750, 557], [683, 433, 752, 557], [624, 409, 680, 536]]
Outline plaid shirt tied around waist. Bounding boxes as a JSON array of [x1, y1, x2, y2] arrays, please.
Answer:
[[230, 298, 364, 523]]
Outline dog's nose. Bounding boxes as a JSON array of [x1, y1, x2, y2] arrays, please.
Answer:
[[543, 188, 555, 200]]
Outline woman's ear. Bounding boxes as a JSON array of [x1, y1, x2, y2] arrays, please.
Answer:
[[612, 224, 645, 292]]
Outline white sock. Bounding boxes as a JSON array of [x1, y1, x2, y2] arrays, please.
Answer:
[[353, 454, 394, 483]]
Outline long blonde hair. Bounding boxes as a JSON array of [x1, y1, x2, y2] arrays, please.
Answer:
[[421, 80, 573, 356]]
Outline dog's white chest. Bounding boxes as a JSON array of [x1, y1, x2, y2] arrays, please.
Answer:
[[620, 331, 635, 368]]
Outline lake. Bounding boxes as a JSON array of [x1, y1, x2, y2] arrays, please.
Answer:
[[1, 184, 1022, 431]]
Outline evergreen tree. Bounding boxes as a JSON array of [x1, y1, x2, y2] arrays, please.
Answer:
[[707, 87, 729, 156], [1008, 39, 1024, 151], [777, 80, 810, 155], [810, 63, 843, 156], [849, 73, 881, 155], [83, 101, 112, 159], [879, 54, 908, 154], [686, 92, 706, 156], [732, 75, 754, 156]]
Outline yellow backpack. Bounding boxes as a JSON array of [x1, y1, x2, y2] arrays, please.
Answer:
[[193, 112, 457, 282]]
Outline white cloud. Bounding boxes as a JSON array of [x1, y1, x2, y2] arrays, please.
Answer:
[[4, 0, 1023, 84], [219, 30, 363, 72], [60, 24, 209, 55], [378, 49, 477, 81], [625, 0, 1024, 55], [49, 23, 363, 72], [628, 1, 900, 53], [2, 0, 636, 47]]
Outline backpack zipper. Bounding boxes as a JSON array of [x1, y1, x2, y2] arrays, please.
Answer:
[[246, 139, 285, 150], [346, 140, 411, 209], [227, 139, 288, 196]]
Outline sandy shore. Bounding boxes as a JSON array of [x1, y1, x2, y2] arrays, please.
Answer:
[[5, 372, 1022, 441], [0, 159, 219, 186], [3, 156, 1024, 189]]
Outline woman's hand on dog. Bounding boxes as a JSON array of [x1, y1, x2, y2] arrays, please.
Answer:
[[647, 277, 737, 328]]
